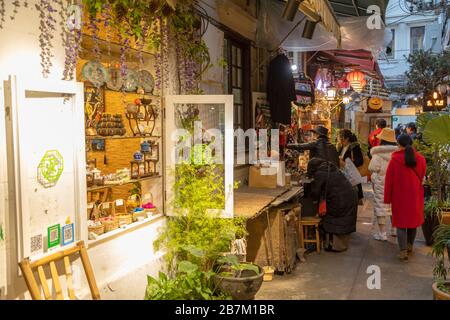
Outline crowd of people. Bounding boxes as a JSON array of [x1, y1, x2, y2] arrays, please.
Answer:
[[287, 120, 426, 261]]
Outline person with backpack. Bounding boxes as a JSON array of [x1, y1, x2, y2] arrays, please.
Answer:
[[286, 125, 340, 168], [384, 134, 426, 262], [307, 158, 358, 252]]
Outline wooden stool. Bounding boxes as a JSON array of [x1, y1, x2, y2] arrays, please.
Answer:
[[298, 216, 321, 253]]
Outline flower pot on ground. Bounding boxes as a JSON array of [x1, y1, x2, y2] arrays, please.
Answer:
[[431, 224, 450, 299], [422, 214, 440, 246], [432, 281, 450, 300], [214, 255, 264, 300], [423, 197, 442, 245]]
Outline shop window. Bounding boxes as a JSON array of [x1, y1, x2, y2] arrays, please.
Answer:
[[224, 35, 251, 130], [410, 26, 425, 53]]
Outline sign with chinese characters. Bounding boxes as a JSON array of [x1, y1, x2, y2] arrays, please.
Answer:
[[37, 150, 64, 188]]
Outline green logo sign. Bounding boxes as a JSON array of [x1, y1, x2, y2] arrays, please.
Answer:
[[37, 150, 64, 188]]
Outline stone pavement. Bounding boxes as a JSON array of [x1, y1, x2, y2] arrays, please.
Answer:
[[256, 185, 435, 300]]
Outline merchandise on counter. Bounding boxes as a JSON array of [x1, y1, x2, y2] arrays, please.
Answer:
[[248, 165, 277, 189], [99, 216, 119, 233], [87, 220, 104, 236]]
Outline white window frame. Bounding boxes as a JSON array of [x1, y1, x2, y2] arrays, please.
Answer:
[[164, 95, 234, 217], [4, 75, 86, 265]]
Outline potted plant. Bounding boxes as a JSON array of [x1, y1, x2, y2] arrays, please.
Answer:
[[214, 255, 264, 300], [423, 197, 442, 245], [431, 224, 450, 300]]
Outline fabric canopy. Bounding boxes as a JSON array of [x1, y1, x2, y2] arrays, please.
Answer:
[[257, 0, 391, 56]]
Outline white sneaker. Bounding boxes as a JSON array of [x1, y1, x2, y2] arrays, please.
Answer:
[[373, 232, 388, 241]]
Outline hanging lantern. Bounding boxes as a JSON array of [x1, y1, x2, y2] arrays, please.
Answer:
[[346, 71, 366, 92], [327, 86, 337, 100]]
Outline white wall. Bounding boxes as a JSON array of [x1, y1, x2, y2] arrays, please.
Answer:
[[378, 0, 443, 87], [0, 1, 164, 300]]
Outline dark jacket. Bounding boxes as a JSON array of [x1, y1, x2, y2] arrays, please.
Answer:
[[267, 54, 296, 125], [288, 137, 340, 168], [309, 161, 358, 235], [337, 142, 364, 168]]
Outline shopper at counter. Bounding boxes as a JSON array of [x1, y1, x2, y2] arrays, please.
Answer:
[[286, 126, 339, 168], [307, 158, 358, 252]]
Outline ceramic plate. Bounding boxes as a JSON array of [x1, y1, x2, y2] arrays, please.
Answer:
[[137, 70, 155, 94], [106, 66, 124, 91], [82, 61, 109, 87], [123, 69, 139, 92]]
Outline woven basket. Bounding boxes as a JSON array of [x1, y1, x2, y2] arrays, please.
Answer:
[[116, 214, 133, 225], [102, 220, 119, 233], [88, 224, 105, 236], [132, 211, 147, 222]]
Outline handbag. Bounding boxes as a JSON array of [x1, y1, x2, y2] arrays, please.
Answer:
[[343, 158, 363, 186], [358, 155, 371, 177], [319, 159, 331, 217]]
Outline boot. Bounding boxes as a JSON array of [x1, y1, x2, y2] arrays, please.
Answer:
[[407, 243, 413, 255], [398, 250, 408, 262]]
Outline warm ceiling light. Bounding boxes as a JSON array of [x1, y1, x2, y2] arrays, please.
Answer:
[[302, 19, 318, 39], [282, 0, 303, 21]]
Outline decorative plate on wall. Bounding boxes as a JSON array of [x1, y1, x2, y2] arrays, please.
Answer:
[[106, 66, 124, 91], [82, 61, 109, 87], [137, 70, 155, 94], [123, 69, 139, 92]]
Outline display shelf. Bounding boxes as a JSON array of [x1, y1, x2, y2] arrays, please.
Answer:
[[87, 175, 162, 192], [85, 135, 161, 140]]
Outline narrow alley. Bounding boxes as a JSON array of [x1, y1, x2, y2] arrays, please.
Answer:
[[257, 185, 435, 300]]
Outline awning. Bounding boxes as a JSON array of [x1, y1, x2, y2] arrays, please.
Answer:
[[312, 50, 384, 80], [257, 1, 390, 54]]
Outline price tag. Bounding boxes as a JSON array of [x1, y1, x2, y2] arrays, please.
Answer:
[[103, 202, 110, 209], [87, 203, 94, 209], [115, 199, 124, 206]]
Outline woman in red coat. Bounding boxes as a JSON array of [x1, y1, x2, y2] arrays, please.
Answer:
[[384, 134, 426, 262]]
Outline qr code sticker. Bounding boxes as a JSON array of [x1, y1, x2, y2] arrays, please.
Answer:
[[64, 226, 73, 242], [50, 229, 58, 242], [30, 234, 43, 253]]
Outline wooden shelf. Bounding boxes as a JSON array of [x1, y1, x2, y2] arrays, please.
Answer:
[[85, 135, 161, 140], [87, 175, 162, 192]]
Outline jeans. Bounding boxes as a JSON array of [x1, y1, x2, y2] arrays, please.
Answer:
[[396, 228, 417, 251]]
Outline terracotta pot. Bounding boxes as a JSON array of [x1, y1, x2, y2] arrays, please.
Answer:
[[432, 281, 450, 300], [214, 264, 264, 300]]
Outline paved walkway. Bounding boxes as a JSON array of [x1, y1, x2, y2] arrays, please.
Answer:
[[256, 185, 435, 300]]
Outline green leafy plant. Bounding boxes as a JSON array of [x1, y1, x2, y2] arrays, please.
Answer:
[[216, 255, 260, 278], [431, 224, 450, 293], [144, 260, 229, 300], [414, 113, 450, 202], [405, 50, 450, 110]]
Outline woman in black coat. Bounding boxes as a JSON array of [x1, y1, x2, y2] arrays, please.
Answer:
[[307, 158, 358, 252], [337, 129, 364, 201]]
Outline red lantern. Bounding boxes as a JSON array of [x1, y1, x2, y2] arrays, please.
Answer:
[[346, 71, 366, 92]]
